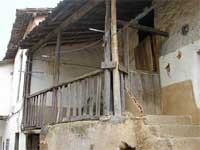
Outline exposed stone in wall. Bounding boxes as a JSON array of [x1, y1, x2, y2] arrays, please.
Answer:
[[40, 118, 137, 150], [154, 0, 200, 56]]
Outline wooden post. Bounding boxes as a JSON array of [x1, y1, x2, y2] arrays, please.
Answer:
[[103, 0, 112, 115], [54, 31, 61, 86], [111, 0, 122, 116], [119, 28, 130, 112], [123, 28, 129, 70], [22, 51, 32, 129], [52, 30, 61, 123]]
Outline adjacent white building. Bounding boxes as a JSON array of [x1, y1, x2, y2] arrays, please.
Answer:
[[0, 8, 51, 150]]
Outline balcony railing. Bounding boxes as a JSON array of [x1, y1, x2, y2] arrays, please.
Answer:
[[23, 70, 104, 129], [22, 68, 161, 130], [128, 70, 161, 114]]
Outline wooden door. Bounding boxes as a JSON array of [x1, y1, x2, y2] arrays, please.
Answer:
[[134, 36, 159, 72]]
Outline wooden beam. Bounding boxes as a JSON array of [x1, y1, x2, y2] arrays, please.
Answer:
[[134, 6, 154, 22], [103, 0, 112, 115], [117, 6, 154, 33], [52, 31, 61, 123], [22, 52, 32, 129], [30, 0, 103, 52], [121, 28, 130, 112], [111, 0, 122, 116], [117, 5, 168, 38], [53, 31, 61, 86], [130, 23, 169, 37]]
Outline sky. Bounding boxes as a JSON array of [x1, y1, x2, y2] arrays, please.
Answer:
[[0, 0, 61, 60]]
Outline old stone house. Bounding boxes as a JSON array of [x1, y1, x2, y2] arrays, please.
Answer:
[[1, 0, 200, 149]]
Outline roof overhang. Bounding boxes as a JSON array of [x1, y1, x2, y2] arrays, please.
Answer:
[[20, 0, 152, 52], [3, 8, 52, 60], [0, 116, 8, 121]]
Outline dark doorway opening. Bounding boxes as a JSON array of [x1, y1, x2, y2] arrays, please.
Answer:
[[135, 10, 159, 72], [14, 133, 19, 150], [26, 134, 40, 150]]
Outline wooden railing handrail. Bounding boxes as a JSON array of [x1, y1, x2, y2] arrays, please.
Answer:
[[27, 69, 103, 99], [129, 70, 159, 75]]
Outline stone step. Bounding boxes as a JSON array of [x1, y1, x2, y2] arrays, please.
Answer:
[[156, 137, 200, 150], [148, 124, 200, 137], [143, 115, 192, 125]]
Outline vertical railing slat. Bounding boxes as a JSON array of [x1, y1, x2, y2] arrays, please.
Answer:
[[24, 71, 104, 129]]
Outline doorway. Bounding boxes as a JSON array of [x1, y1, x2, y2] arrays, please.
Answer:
[[26, 134, 40, 150]]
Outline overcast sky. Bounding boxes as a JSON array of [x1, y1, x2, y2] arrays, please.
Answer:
[[0, 0, 61, 60]]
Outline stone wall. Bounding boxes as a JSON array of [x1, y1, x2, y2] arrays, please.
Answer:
[[154, 0, 200, 56], [40, 118, 136, 150]]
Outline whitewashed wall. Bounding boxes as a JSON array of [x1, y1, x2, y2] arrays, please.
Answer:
[[0, 120, 5, 136], [160, 40, 200, 106], [0, 120, 5, 150], [2, 49, 27, 150], [30, 42, 104, 94], [0, 62, 13, 116], [2, 15, 46, 150]]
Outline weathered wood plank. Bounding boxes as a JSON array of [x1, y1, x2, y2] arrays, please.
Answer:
[[103, 0, 112, 116], [90, 77, 95, 116], [128, 70, 161, 115], [96, 75, 102, 116], [41, 93, 47, 126], [111, 0, 122, 116], [78, 81, 82, 117], [30, 0, 103, 53], [27, 69, 103, 99], [120, 72, 125, 112], [130, 23, 169, 37], [83, 79, 89, 115]]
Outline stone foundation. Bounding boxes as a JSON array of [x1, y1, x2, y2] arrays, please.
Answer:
[[40, 117, 137, 150]]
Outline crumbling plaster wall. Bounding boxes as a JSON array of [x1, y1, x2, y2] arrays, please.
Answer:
[[40, 118, 136, 150], [154, 0, 200, 123]]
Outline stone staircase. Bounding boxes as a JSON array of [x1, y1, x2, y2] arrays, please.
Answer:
[[135, 115, 200, 150]]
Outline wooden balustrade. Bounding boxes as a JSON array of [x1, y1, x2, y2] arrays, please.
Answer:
[[23, 70, 104, 129], [128, 70, 161, 114]]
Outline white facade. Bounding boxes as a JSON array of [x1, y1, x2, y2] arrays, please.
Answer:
[[0, 61, 13, 150], [160, 40, 200, 106], [0, 62, 13, 116], [2, 49, 27, 150], [0, 14, 47, 150]]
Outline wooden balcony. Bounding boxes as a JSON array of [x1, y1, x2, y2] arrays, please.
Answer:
[[22, 68, 161, 130], [22, 69, 128, 130], [22, 70, 109, 130]]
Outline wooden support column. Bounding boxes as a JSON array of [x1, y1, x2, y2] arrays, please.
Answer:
[[103, 0, 112, 115], [52, 30, 61, 123], [111, 0, 122, 116], [22, 51, 32, 129], [121, 28, 130, 112], [123, 28, 129, 70]]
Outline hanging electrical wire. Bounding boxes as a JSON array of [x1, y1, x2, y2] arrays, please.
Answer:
[[26, 58, 100, 69], [36, 39, 103, 58]]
